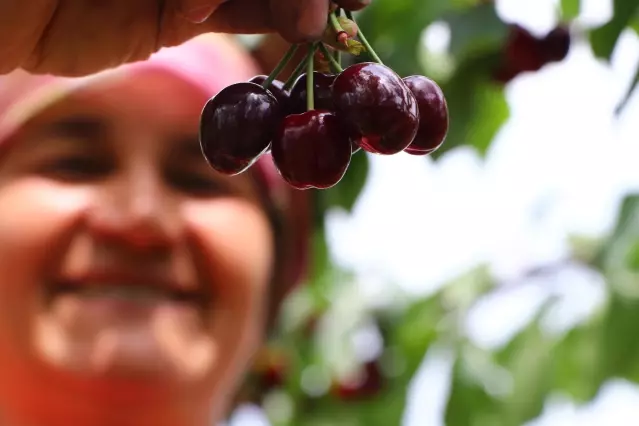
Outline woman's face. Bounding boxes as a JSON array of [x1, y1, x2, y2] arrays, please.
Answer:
[[0, 72, 274, 426]]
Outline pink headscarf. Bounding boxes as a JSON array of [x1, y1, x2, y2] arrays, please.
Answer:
[[0, 34, 310, 322]]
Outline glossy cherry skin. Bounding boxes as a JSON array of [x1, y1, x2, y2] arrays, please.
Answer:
[[332, 62, 420, 155], [200, 82, 281, 175], [402, 75, 448, 155], [271, 110, 352, 190], [248, 75, 290, 107], [288, 72, 337, 115], [334, 0, 371, 11]]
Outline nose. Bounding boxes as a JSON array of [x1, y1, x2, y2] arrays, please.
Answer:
[[87, 162, 180, 252]]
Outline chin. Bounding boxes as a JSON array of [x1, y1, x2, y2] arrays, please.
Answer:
[[1, 366, 225, 426]]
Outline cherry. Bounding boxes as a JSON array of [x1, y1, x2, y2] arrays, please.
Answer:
[[288, 72, 337, 115], [200, 82, 281, 175], [332, 62, 419, 155], [334, 0, 371, 11], [504, 25, 546, 73], [248, 75, 290, 107], [252, 347, 289, 393], [492, 25, 547, 84], [271, 111, 352, 189], [542, 26, 571, 62], [402, 75, 448, 155], [332, 360, 385, 401]]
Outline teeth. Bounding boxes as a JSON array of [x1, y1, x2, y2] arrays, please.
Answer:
[[78, 284, 171, 301]]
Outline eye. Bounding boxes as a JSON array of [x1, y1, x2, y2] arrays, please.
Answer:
[[166, 169, 228, 197], [38, 154, 112, 182]]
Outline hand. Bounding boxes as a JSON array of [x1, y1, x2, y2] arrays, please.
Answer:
[[0, 0, 329, 77]]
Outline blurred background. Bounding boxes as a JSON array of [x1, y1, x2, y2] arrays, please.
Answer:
[[227, 0, 639, 424]]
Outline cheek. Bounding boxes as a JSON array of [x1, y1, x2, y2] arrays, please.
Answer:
[[184, 199, 274, 316], [0, 179, 90, 309], [185, 198, 274, 296]]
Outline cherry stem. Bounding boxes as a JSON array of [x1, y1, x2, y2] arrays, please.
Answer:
[[307, 43, 316, 111], [319, 43, 344, 73], [334, 48, 342, 66], [345, 11, 384, 65], [283, 44, 318, 91], [263, 43, 299, 90], [283, 56, 308, 91], [332, 10, 342, 66], [329, 11, 345, 34]]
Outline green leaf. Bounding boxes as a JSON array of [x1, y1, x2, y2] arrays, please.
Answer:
[[600, 194, 639, 298], [561, 0, 581, 20], [432, 55, 510, 159], [598, 294, 639, 382], [444, 3, 510, 63], [493, 308, 555, 426], [589, 0, 639, 60], [321, 152, 369, 212], [596, 194, 639, 381], [357, 0, 450, 76], [625, 240, 639, 271], [390, 295, 443, 375], [445, 347, 501, 426], [630, 14, 639, 35], [552, 320, 603, 402]]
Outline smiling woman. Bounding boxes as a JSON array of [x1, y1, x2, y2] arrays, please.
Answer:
[[0, 34, 309, 426]]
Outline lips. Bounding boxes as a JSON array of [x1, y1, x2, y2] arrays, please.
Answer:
[[35, 270, 216, 378], [46, 272, 209, 310]]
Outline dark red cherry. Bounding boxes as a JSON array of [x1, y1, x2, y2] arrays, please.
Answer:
[[332, 62, 419, 155], [492, 63, 521, 84], [402, 75, 448, 155], [248, 75, 290, 107], [334, 0, 371, 11], [542, 26, 571, 62], [505, 24, 546, 73], [271, 111, 352, 190], [200, 82, 281, 175], [288, 72, 337, 115]]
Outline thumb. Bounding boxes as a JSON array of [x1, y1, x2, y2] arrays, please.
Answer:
[[180, 0, 230, 23]]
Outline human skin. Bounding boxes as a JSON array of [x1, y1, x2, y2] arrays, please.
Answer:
[[0, 0, 329, 77], [0, 70, 275, 426]]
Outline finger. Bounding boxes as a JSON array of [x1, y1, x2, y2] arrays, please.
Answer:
[[180, 0, 230, 24], [269, 0, 329, 43], [202, 0, 275, 34], [0, 0, 56, 74]]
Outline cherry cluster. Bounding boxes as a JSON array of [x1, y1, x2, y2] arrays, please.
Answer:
[[199, 2, 449, 190]]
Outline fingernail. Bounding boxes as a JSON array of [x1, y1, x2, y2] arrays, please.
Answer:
[[184, 5, 216, 24]]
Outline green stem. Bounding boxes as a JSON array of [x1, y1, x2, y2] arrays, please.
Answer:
[[263, 43, 299, 89], [319, 43, 344, 73], [345, 11, 383, 65], [334, 48, 341, 66], [283, 43, 318, 91], [307, 43, 316, 111], [329, 11, 345, 34], [283, 56, 308, 91], [330, 9, 342, 66]]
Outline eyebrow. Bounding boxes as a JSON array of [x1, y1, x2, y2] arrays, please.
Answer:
[[40, 115, 107, 139], [22, 115, 110, 152]]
